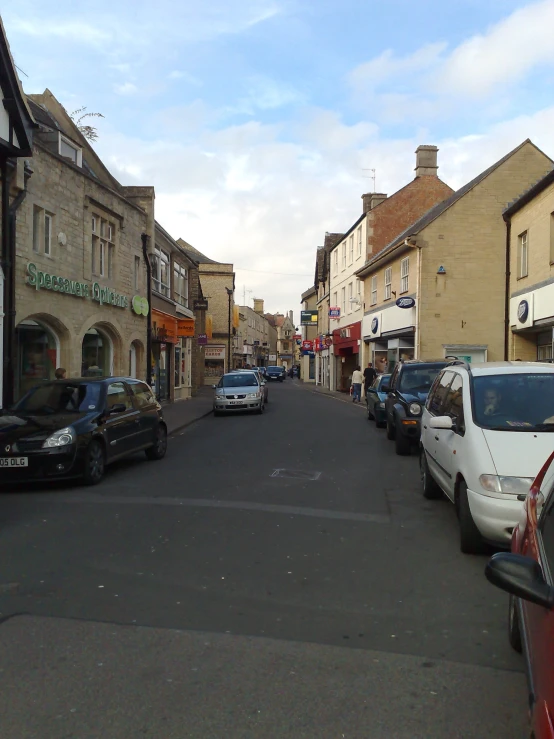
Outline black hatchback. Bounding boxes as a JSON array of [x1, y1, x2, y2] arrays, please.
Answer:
[[266, 366, 285, 381], [0, 377, 167, 486]]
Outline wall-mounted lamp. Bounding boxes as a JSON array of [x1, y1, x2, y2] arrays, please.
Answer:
[[437, 266, 446, 275]]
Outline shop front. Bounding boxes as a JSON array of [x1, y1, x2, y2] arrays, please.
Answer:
[[205, 344, 226, 382], [151, 308, 195, 401], [510, 287, 554, 361], [362, 304, 415, 374], [332, 322, 361, 392]]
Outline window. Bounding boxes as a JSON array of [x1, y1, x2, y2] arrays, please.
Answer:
[[427, 371, 454, 415], [443, 374, 464, 426], [371, 276, 377, 305], [348, 282, 353, 312], [152, 246, 170, 297], [400, 257, 409, 293], [550, 213, 554, 264], [341, 287, 346, 314], [134, 255, 141, 291], [518, 231, 528, 278], [334, 250, 338, 274], [106, 382, 133, 411], [357, 280, 361, 300], [333, 291, 337, 309], [91, 215, 115, 278], [59, 134, 82, 166], [357, 227, 362, 257], [173, 263, 189, 307], [43, 212, 52, 256], [32, 208, 53, 255], [384, 267, 392, 300], [537, 331, 553, 361], [349, 234, 354, 264], [342, 243, 346, 269], [129, 381, 156, 408]]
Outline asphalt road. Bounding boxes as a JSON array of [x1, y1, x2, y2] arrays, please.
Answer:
[[0, 380, 527, 738]]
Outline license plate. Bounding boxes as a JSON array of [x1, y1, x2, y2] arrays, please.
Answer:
[[0, 457, 29, 468], [228, 401, 243, 405]]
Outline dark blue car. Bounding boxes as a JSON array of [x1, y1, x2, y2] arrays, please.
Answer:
[[365, 374, 391, 427]]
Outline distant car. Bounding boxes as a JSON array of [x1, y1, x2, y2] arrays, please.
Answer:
[[384, 360, 449, 456], [266, 366, 285, 382], [213, 372, 265, 415], [235, 369, 269, 403], [0, 377, 167, 486], [365, 374, 391, 427], [253, 366, 268, 379], [485, 449, 554, 739]]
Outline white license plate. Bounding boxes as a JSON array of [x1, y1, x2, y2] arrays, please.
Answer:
[[228, 401, 243, 405], [0, 457, 29, 468]]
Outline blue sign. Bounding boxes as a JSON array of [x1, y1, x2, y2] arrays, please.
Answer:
[[371, 317, 379, 334], [396, 297, 415, 309], [517, 299, 529, 324], [329, 307, 340, 318]]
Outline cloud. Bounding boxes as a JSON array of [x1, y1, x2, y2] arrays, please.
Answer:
[[113, 82, 139, 95], [8, 17, 110, 47]]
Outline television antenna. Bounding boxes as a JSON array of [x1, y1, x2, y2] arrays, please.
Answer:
[[242, 286, 253, 305], [362, 168, 376, 191]]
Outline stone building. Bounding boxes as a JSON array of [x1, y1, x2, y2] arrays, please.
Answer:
[[236, 299, 275, 367], [12, 90, 153, 399], [313, 233, 342, 388], [265, 311, 295, 369], [300, 285, 317, 382], [356, 139, 553, 370]]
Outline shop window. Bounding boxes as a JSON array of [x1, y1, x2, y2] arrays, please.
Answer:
[[152, 246, 170, 297], [518, 231, 528, 279], [371, 275, 377, 305], [92, 215, 115, 279], [32, 207, 54, 256], [16, 320, 58, 400], [400, 257, 409, 293], [384, 267, 392, 300], [82, 328, 111, 377], [537, 331, 553, 361], [175, 343, 182, 388], [173, 263, 189, 307]]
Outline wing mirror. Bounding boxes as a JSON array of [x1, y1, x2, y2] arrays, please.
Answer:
[[108, 403, 127, 415], [429, 416, 453, 430], [212, 385, 217, 389], [485, 553, 554, 609]]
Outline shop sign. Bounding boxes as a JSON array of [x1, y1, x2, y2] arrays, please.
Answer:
[[518, 299, 529, 324], [301, 310, 318, 326], [324, 337, 332, 347], [193, 299, 209, 311], [329, 307, 340, 319], [269, 353, 277, 361], [177, 318, 195, 338], [302, 340, 313, 351], [26, 262, 131, 309], [205, 345, 226, 360], [132, 295, 149, 316], [315, 338, 323, 352], [371, 317, 379, 334], [396, 297, 415, 309], [197, 334, 208, 345], [293, 334, 302, 341]]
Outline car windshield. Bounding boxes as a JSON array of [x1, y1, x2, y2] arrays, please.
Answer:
[[13, 382, 102, 414], [377, 374, 391, 390], [398, 366, 444, 394], [267, 366, 281, 371], [220, 374, 259, 388], [473, 374, 554, 431]]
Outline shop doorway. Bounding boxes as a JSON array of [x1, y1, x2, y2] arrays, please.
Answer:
[[82, 328, 112, 377], [152, 342, 171, 401], [15, 319, 59, 399]]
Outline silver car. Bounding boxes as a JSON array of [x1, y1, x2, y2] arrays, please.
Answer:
[[235, 369, 269, 403], [213, 372, 265, 415]]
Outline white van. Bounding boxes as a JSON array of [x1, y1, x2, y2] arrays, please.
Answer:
[[420, 362, 554, 554]]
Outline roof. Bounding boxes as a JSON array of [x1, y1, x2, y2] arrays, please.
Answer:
[[459, 361, 554, 376], [301, 285, 316, 302], [176, 238, 217, 264], [155, 222, 198, 266], [503, 168, 554, 219], [0, 17, 36, 155], [27, 98, 60, 131]]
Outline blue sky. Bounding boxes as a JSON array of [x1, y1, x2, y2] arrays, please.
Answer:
[[3, 0, 554, 315]]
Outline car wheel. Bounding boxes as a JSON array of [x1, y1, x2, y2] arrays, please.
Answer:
[[257, 402, 264, 415], [367, 403, 374, 421], [375, 414, 386, 429], [420, 450, 442, 499], [395, 428, 411, 456], [508, 594, 523, 653], [386, 416, 396, 440], [145, 423, 167, 460], [83, 439, 105, 486], [458, 481, 485, 554]]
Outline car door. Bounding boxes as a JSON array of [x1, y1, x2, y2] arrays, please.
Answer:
[[433, 373, 465, 501], [385, 364, 400, 424], [522, 483, 554, 735], [128, 381, 158, 447], [422, 371, 455, 489], [103, 381, 141, 460], [366, 377, 379, 416]]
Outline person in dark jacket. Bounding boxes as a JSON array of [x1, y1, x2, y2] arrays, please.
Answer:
[[363, 362, 377, 398]]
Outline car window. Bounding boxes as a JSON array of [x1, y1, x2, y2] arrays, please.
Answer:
[[398, 367, 444, 394], [13, 382, 102, 414], [375, 374, 390, 390], [427, 371, 454, 415], [106, 382, 133, 411], [129, 382, 156, 408], [443, 374, 464, 421], [473, 373, 554, 431], [389, 365, 399, 390], [221, 374, 259, 388]]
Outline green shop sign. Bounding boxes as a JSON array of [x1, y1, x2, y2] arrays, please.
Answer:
[[132, 295, 149, 316], [25, 262, 144, 312]]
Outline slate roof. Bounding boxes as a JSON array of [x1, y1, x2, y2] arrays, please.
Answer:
[[27, 98, 60, 131], [360, 139, 551, 272], [503, 167, 554, 219], [176, 238, 218, 264]]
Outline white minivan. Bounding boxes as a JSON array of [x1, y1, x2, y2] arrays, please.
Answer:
[[420, 361, 554, 554]]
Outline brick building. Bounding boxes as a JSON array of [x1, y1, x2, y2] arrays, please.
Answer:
[[357, 139, 553, 370]]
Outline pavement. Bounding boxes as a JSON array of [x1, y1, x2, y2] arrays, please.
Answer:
[[0, 379, 528, 738], [162, 385, 214, 435]]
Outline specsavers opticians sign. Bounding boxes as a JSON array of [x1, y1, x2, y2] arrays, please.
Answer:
[[26, 262, 147, 313]]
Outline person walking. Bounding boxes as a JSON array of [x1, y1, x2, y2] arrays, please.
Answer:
[[351, 365, 363, 403], [363, 362, 377, 399]]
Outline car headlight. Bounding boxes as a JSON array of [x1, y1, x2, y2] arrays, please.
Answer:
[[247, 392, 260, 398], [215, 389, 224, 396], [378, 402, 386, 409], [409, 403, 422, 416], [479, 475, 534, 495], [42, 426, 76, 448]]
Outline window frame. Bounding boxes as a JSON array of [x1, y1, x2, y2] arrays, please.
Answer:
[[341, 286, 346, 315], [348, 282, 353, 313], [384, 267, 392, 301], [59, 133, 83, 167], [349, 234, 354, 264], [400, 257, 409, 294], [370, 275, 377, 305], [173, 262, 189, 307], [152, 246, 171, 297], [342, 243, 346, 269], [334, 250, 338, 274], [357, 227, 362, 257], [134, 255, 141, 291], [518, 230, 529, 279], [92, 214, 116, 279]]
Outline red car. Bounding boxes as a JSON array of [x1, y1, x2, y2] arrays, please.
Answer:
[[486, 450, 554, 739]]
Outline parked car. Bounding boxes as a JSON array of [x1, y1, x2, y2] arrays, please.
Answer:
[[236, 369, 269, 403], [485, 449, 554, 739], [366, 374, 391, 427], [420, 361, 554, 553], [213, 372, 265, 415], [384, 360, 449, 455], [0, 377, 167, 487], [253, 366, 268, 379], [266, 366, 285, 382]]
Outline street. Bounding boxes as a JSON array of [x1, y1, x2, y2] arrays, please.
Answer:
[[0, 380, 527, 738]]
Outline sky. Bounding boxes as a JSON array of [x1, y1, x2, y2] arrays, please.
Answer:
[[4, 0, 554, 321]]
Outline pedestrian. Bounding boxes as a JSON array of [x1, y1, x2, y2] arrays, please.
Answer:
[[55, 367, 66, 380], [363, 362, 377, 397], [351, 365, 363, 403]]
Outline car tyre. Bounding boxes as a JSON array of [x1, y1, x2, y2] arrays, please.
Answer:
[[386, 416, 396, 440], [458, 481, 485, 554], [395, 428, 411, 456], [367, 403, 374, 421], [420, 450, 442, 499], [145, 423, 167, 460], [257, 402, 265, 415], [83, 439, 105, 486], [508, 594, 523, 653]]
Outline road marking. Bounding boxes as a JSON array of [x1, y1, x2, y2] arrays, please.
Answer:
[[271, 469, 322, 481], [11, 493, 391, 524]]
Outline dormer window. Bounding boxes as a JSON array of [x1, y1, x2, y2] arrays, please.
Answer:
[[59, 133, 82, 166]]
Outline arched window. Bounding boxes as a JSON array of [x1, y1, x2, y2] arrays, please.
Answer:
[[16, 319, 60, 399], [82, 327, 112, 377]]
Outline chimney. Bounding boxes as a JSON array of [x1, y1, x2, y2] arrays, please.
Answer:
[[362, 192, 387, 214], [253, 298, 264, 314], [415, 145, 438, 177], [289, 310, 294, 324]]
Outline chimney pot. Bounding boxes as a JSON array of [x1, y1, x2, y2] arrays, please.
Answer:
[[415, 145, 438, 177], [362, 192, 387, 214]]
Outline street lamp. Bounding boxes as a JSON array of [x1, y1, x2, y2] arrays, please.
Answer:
[[226, 287, 233, 372]]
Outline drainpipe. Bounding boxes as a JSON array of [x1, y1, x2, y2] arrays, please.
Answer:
[[503, 217, 511, 361], [405, 238, 422, 359], [141, 233, 152, 387]]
